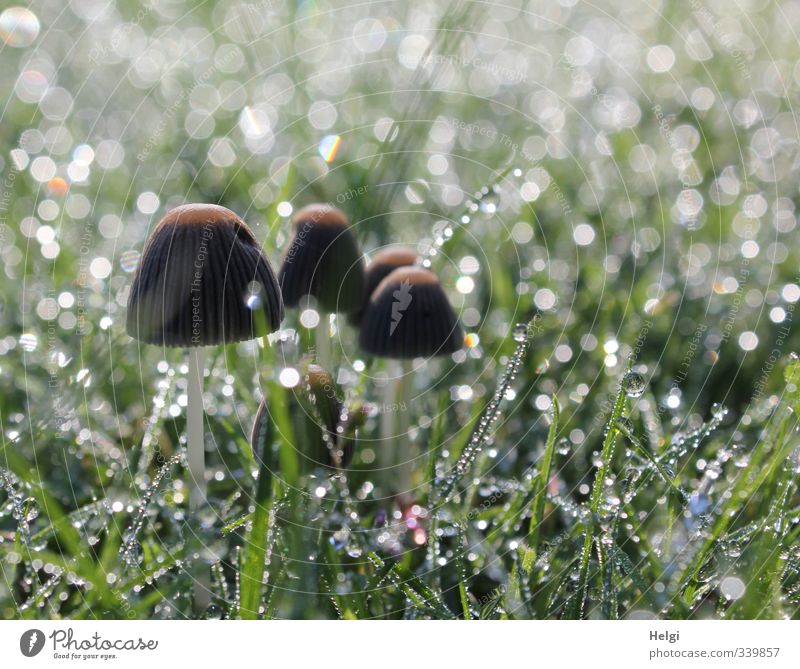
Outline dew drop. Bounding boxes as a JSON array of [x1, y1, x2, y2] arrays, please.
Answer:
[[615, 416, 634, 433], [622, 370, 646, 398], [14, 497, 39, 522], [122, 541, 144, 567], [205, 604, 223, 619]]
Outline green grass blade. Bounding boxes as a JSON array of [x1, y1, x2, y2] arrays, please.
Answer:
[[239, 401, 274, 619], [528, 395, 559, 558]]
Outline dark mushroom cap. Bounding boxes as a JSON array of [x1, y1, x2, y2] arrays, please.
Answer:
[[278, 203, 365, 314], [250, 363, 356, 472], [358, 266, 463, 359], [126, 204, 283, 347], [350, 246, 418, 325]]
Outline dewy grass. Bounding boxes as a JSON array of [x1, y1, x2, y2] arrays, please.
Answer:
[[567, 382, 627, 619], [527, 395, 559, 560], [2, 1, 800, 622], [2, 348, 800, 618]]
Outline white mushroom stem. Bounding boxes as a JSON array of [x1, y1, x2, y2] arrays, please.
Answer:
[[187, 346, 207, 510], [315, 312, 331, 369], [379, 364, 398, 473], [396, 360, 414, 494], [187, 346, 211, 612], [379, 360, 414, 494]]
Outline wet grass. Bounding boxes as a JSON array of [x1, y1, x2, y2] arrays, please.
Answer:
[[1, 0, 800, 620]]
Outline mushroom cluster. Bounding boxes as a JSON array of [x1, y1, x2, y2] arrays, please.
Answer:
[[273, 207, 463, 493], [126, 200, 463, 607]]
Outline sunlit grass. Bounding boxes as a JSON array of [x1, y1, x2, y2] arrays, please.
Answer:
[[2, 0, 800, 620]]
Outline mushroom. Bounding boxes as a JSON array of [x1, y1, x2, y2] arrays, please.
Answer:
[[126, 202, 282, 526], [358, 266, 462, 492], [250, 362, 362, 474], [278, 204, 365, 368], [349, 246, 417, 326]]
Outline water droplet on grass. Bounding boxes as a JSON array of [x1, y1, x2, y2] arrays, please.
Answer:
[[616, 416, 634, 433], [122, 541, 144, 567], [622, 370, 646, 398], [205, 604, 223, 619], [13, 498, 39, 522]]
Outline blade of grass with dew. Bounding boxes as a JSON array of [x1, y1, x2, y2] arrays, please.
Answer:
[[614, 472, 691, 618], [609, 542, 665, 613], [454, 523, 472, 619], [438, 320, 535, 503], [423, 389, 449, 504], [567, 382, 627, 619], [597, 530, 618, 619], [480, 588, 505, 620], [505, 549, 536, 619], [615, 419, 688, 505], [0, 440, 110, 607], [366, 552, 455, 619], [528, 395, 559, 560], [676, 371, 799, 607], [727, 357, 800, 618], [239, 396, 275, 619], [362, 557, 397, 619], [18, 571, 62, 618]]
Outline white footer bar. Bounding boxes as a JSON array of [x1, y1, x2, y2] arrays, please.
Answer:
[[0, 620, 798, 668]]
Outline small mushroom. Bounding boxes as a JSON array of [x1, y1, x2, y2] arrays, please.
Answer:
[[358, 266, 462, 494], [358, 266, 462, 359], [251, 363, 362, 473], [278, 203, 365, 367], [350, 246, 417, 325], [127, 203, 282, 513]]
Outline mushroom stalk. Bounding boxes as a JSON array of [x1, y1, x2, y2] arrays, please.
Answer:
[[378, 366, 398, 474], [187, 346, 211, 613], [315, 313, 331, 369], [187, 346, 207, 510], [396, 360, 414, 494]]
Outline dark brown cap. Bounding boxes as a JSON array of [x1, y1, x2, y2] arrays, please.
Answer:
[[250, 362, 357, 472], [358, 266, 463, 359], [278, 203, 365, 314], [350, 246, 418, 325], [126, 204, 283, 347]]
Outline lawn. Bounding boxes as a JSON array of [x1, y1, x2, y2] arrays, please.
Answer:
[[1, 0, 799, 620]]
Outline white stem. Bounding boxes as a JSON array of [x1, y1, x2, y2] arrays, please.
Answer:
[[396, 360, 414, 495], [187, 347, 207, 510], [379, 366, 398, 474], [187, 347, 210, 613], [315, 313, 331, 370]]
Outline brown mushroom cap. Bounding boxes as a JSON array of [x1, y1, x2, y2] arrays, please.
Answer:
[[126, 204, 283, 347], [279, 203, 365, 314], [350, 246, 418, 325], [291, 203, 349, 228], [358, 266, 463, 359], [370, 247, 418, 268]]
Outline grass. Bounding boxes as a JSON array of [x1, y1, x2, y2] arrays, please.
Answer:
[[2, 327, 798, 619], [1, 0, 800, 620]]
